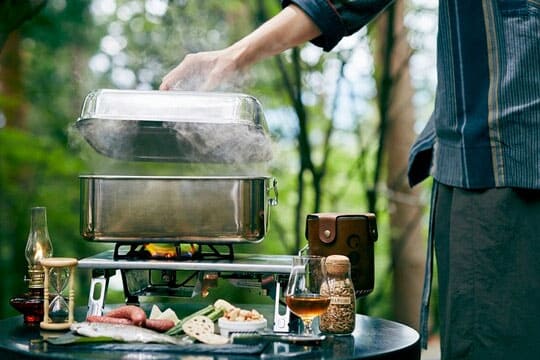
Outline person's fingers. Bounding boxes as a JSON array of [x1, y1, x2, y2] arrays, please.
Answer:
[[159, 71, 174, 90], [160, 67, 184, 90], [160, 56, 191, 90], [161, 54, 203, 90], [200, 80, 213, 91], [162, 63, 183, 88], [159, 52, 225, 91]]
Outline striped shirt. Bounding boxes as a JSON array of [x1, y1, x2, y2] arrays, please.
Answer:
[[285, 0, 540, 189]]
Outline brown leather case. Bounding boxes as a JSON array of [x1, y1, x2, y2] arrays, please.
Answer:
[[306, 213, 378, 297]]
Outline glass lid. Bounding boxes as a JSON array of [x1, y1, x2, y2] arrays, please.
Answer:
[[75, 89, 272, 163]]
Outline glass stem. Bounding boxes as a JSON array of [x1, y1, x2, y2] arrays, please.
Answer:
[[303, 319, 313, 334]]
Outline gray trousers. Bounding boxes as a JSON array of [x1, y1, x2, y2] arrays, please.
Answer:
[[432, 182, 540, 360]]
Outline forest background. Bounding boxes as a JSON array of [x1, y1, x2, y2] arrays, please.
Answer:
[[0, 0, 438, 339]]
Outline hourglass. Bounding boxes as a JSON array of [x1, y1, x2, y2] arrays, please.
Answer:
[[39, 257, 78, 330]]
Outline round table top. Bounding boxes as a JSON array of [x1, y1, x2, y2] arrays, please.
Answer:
[[0, 304, 420, 360]]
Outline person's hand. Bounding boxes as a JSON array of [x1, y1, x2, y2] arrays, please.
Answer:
[[159, 47, 242, 91], [159, 4, 320, 91]]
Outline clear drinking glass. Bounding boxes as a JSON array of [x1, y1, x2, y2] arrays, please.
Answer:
[[285, 255, 330, 335]]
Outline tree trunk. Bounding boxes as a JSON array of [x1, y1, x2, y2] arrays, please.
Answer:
[[374, 0, 426, 331], [0, 31, 26, 129]]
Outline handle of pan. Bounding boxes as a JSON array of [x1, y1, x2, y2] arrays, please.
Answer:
[[268, 178, 278, 206], [265, 178, 278, 235]]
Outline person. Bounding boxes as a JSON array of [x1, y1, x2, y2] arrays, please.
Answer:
[[160, 1, 540, 359]]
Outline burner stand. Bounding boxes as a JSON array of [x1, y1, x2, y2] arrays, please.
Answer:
[[78, 250, 296, 332], [113, 243, 235, 261]]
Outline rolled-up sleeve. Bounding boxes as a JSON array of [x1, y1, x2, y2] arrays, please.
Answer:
[[282, 0, 395, 51]]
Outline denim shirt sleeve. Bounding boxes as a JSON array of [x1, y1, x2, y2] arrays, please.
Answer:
[[282, 0, 395, 51], [408, 116, 435, 187]]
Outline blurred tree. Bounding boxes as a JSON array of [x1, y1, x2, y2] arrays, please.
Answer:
[[254, 2, 373, 252], [0, 0, 47, 51], [0, 0, 98, 318], [251, 1, 427, 330], [371, 0, 426, 330], [0, 32, 25, 128], [0, 0, 47, 129]]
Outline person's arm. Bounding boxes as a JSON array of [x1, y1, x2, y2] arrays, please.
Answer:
[[160, 0, 394, 91], [160, 4, 320, 91], [284, 0, 395, 51]]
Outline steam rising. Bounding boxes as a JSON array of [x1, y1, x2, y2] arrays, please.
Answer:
[[70, 119, 273, 176], [164, 121, 272, 163]]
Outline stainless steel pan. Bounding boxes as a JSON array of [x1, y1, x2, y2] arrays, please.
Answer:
[[80, 175, 278, 243]]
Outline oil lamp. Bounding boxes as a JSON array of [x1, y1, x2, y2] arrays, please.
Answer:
[[9, 207, 54, 325]]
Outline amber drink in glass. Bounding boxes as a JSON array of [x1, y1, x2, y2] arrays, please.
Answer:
[[285, 255, 330, 334]]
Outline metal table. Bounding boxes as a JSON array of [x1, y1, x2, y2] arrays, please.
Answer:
[[0, 304, 420, 359]]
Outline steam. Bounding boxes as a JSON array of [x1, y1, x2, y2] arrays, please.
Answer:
[[75, 118, 138, 160], [163, 121, 272, 164], [69, 118, 274, 176], [168, 66, 250, 93]]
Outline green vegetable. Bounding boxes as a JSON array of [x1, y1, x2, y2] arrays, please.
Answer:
[[166, 304, 214, 336], [165, 299, 231, 336], [207, 308, 224, 322]]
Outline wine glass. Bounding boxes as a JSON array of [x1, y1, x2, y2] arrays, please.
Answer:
[[285, 255, 330, 335]]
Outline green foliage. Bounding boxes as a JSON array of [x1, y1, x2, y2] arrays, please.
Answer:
[[0, 0, 105, 319], [22, 0, 93, 50], [0, 128, 104, 317]]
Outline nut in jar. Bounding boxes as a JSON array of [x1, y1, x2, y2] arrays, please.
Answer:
[[319, 255, 356, 335]]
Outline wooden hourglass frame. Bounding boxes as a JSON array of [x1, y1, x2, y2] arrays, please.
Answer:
[[39, 257, 78, 330]]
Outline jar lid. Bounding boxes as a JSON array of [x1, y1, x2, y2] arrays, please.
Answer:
[[325, 255, 350, 274]]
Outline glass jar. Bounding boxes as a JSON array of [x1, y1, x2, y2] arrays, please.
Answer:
[[319, 255, 356, 335]]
